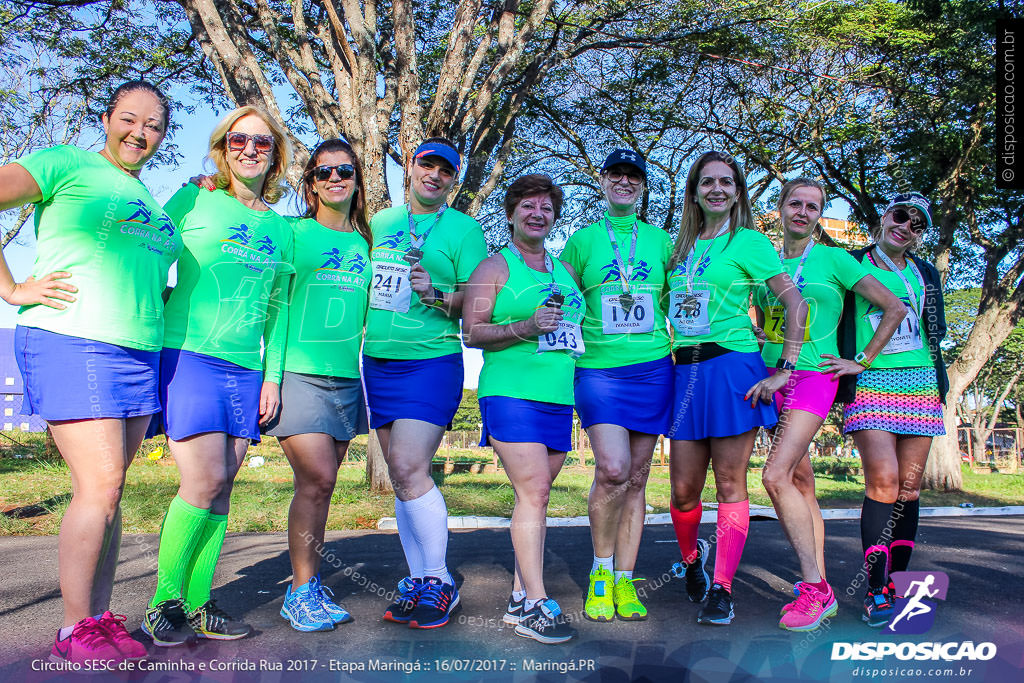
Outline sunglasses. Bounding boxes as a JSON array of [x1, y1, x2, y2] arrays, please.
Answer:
[[314, 164, 355, 181], [225, 131, 275, 154], [890, 208, 927, 233]]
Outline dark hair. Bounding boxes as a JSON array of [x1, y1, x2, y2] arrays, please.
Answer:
[[504, 174, 564, 232], [104, 80, 171, 129], [301, 139, 371, 246]]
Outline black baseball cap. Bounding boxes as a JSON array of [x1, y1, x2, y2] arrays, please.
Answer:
[[601, 149, 647, 178]]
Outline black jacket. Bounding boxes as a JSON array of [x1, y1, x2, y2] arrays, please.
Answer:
[[836, 246, 949, 404]]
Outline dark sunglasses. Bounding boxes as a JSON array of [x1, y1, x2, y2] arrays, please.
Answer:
[[225, 131, 275, 154], [891, 208, 926, 233], [314, 164, 355, 181]]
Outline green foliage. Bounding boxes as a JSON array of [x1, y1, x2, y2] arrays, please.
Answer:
[[452, 389, 481, 432]]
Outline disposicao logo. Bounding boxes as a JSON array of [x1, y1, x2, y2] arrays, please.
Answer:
[[887, 571, 948, 635]]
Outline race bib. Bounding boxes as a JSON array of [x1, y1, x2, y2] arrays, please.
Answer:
[[368, 260, 412, 313], [601, 293, 655, 334], [871, 306, 923, 354], [763, 305, 811, 344], [669, 290, 711, 336], [538, 320, 586, 356]]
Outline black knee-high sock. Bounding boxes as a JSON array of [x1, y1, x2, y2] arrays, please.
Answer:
[[861, 497, 894, 589], [889, 498, 920, 573]]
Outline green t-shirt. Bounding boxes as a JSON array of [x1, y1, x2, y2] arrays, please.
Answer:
[[477, 248, 586, 405], [363, 204, 488, 359], [14, 145, 182, 350], [560, 213, 673, 369], [268, 217, 369, 379], [162, 186, 294, 381], [853, 253, 933, 368], [666, 228, 783, 352], [757, 245, 868, 371]]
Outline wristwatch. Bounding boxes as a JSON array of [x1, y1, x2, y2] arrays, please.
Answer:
[[854, 351, 872, 369], [775, 358, 797, 371], [429, 287, 446, 308]]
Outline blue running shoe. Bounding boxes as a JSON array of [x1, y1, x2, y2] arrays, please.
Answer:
[[280, 582, 334, 632], [862, 586, 895, 628], [383, 578, 422, 624], [310, 576, 352, 625], [408, 577, 460, 629]]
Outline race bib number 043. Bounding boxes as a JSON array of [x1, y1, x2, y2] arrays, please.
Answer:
[[601, 293, 655, 334], [538, 320, 586, 356], [669, 290, 711, 336], [870, 306, 923, 354], [369, 260, 412, 313]]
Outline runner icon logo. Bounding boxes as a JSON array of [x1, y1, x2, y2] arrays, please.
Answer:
[[887, 571, 949, 635]]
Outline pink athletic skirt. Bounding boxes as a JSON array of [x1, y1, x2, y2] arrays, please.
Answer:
[[768, 368, 840, 420]]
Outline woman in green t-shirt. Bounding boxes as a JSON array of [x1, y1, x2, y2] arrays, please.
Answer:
[[0, 81, 180, 664], [665, 151, 807, 626], [755, 177, 904, 632], [263, 139, 371, 632], [144, 106, 294, 646], [463, 174, 583, 644], [559, 149, 673, 624]]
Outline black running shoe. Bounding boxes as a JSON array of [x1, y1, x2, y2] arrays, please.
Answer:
[[671, 538, 710, 603], [141, 599, 195, 647], [408, 577, 460, 629], [187, 600, 251, 640], [697, 583, 735, 625], [514, 599, 576, 644], [503, 593, 525, 625], [383, 578, 422, 624]]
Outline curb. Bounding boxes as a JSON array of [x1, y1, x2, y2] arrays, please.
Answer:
[[375, 505, 1024, 530]]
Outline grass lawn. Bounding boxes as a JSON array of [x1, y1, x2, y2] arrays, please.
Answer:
[[1, 432, 1022, 535]]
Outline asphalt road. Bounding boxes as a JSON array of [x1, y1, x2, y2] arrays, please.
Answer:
[[0, 516, 1021, 683]]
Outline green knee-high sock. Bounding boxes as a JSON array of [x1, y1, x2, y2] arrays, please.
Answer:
[[182, 513, 228, 610], [150, 496, 210, 608]]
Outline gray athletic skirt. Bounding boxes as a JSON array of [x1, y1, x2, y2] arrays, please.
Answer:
[[263, 371, 369, 441]]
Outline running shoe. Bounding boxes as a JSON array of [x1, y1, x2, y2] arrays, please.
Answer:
[[862, 586, 894, 628], [281, 582, 335, 632], [613, 576, 648, 621], [503, 594, 525, 625], [311, 576, 353, 625], [778, 583, 837, 632], [408, 577, 460, 629], [187, 599, 252, 640], [887, 577, 902, 600], [141, 599, 196, 647], [514, 599, 576, 644], [670, 538, 710, 603], [697, 583, 735, 625], [383, 577, 422, 624], [51, 617, 121, 664], [584, 567, 615, 622], [97, 611, 148, 660]]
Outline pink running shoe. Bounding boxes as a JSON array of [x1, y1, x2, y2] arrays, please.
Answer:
[[98, 611, 148, 660], [779, 583, 837, 632], [50, 617, 121, 665]]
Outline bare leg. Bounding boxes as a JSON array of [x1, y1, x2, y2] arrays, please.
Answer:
[[791, 454, 826, 580], [708, 429, 758, 503], [613, 432, 658, 572], [855, 430, 901, 503], [669, 439, 711, 511], [587, 424, 632, 560], [381, 419, 445, 502]]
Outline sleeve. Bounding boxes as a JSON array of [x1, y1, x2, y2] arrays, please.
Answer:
[[833, 248, 870, 291], [739, 230, 784, 283], [453, 221, 489, 285], [14, 145, 81, 202], [560, 229, 584, 275], [262, 225, 295, 384], [162, 183, 201, 226]]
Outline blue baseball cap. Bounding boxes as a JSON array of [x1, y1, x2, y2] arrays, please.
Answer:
[[601, 149, 647, 178], [413, 142, 461, 175]]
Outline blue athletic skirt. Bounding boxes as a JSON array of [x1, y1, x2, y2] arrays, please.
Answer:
[[479, 396, 573, 453], [668, 347, 778, 440], [362, 353, 463, 429], [574, 356, 672, 435], [14, 325, 160, 421], [157, 348, 263, 441]]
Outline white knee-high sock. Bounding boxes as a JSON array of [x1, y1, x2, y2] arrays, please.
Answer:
[[403, 486, 451, 584], [394, 498, 425, 579]]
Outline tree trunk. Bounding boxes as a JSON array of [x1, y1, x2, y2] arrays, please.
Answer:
[[365, 430, 392, 493]]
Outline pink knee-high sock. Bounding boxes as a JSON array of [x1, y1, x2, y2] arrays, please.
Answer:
[[670, 503, 702, 564], [713, 500, 750, 592]]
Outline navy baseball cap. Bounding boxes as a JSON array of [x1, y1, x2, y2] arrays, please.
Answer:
[[413, 141, 461, 175], [884, 192, 932, 228], [601, 149, 647, 178]]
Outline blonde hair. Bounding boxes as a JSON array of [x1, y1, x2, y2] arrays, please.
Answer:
[[777, 176, 828, 240], [669, 151, 754, 268], [208, 106, 292, 204]]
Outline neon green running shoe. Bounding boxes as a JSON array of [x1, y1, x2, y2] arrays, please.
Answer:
[[614, 575, 648, 621], [584, 567, 615, 622]]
